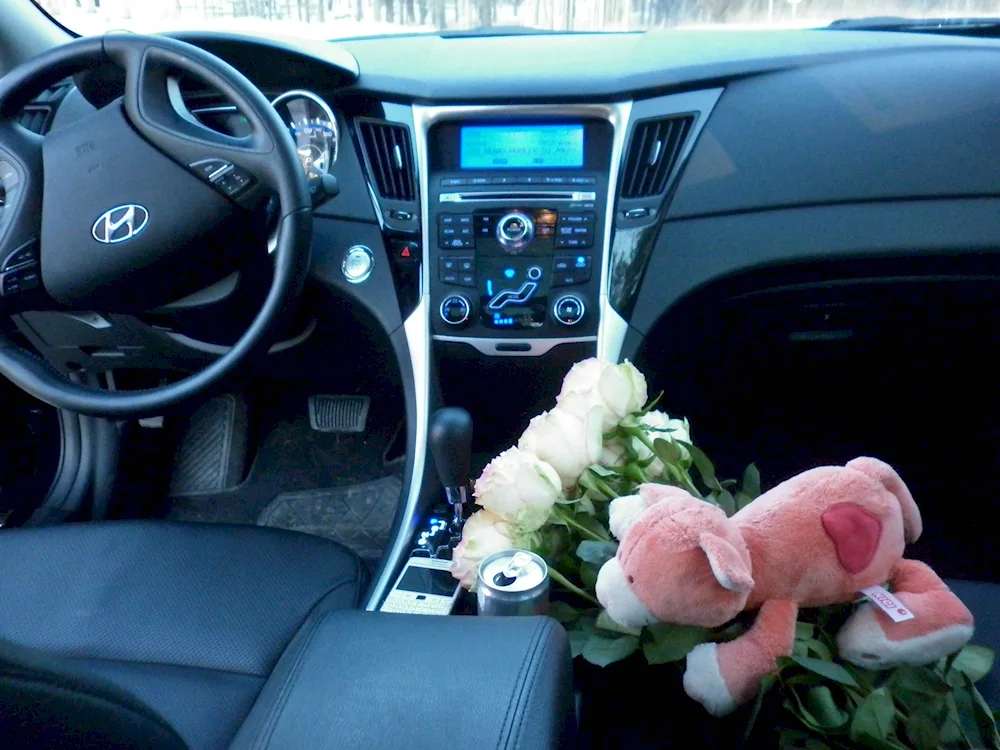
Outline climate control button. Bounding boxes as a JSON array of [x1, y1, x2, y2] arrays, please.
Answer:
[[553, 294, 586, 326], [440, 294, 472, 326]]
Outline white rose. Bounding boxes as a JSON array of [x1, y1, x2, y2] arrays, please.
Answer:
[[600, 438, 630, 468], [518, 405, 604, 490], [634, 411, 691, 477], [557, 358, 648, 429], [450, 510, 515, 590], [473, 447, 562, 530]]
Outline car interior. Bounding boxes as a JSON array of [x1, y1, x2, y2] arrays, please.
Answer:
[[0, 0, 999, 747]]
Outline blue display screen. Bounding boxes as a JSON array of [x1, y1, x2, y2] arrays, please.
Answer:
[[460, 125, 584, 170]]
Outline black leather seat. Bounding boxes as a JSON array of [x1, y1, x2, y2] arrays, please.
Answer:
[[0, 521, 365, 749]]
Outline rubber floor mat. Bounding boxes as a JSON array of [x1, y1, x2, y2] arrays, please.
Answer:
[[257, 475, 402, 561]]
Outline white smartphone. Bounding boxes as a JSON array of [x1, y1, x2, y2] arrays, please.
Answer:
[[380, 556, 461, 616]]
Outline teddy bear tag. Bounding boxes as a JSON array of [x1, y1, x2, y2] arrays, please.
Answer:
[[860, 585, 916, 623]]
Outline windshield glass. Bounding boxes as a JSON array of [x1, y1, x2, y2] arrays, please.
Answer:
[[33, 0, 997, 39]]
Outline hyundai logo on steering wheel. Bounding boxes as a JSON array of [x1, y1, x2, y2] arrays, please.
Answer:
[[91, 204, 149, 244]]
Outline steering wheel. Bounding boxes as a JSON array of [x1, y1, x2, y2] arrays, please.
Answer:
[[0, 34, 311, 417]]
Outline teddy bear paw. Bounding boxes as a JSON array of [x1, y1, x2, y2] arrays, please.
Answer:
[[838, 601, 974, 670], [683, 643, 738, 717]]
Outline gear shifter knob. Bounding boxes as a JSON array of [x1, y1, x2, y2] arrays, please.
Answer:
[[429, 407, 473, 490]]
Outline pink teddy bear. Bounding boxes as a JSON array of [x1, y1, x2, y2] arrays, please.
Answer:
[[595, 457, 975, 716]]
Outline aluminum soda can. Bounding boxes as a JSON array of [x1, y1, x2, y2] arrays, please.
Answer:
[[477, 549, 549, 616]]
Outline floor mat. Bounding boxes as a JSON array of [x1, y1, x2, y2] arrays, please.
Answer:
[[257, 475, 402, 561], [167, 396, 399, 525]]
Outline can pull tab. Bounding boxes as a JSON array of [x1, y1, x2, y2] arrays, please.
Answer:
[[493, 551, 532, 587]]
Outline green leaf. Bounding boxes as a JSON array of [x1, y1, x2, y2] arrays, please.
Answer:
[[575, 540, 618, 566], [777, 729, 838, 750], [585, 463, 618, 478], [735, 491, 755, 511], [968, 677, 1000, 748], [581, 632, 640, 667], [547, 600, 579, 624], [681, 441, 723, 491], [905, 710, 941, 750], [850, 687, 896, 743], [638, 391, 664, 415], [806, 686, 849, 730], [579, 562, 599, 591], [794, 621, 814, 641], [595, 609, 642, 637], [789, 655, 858, 686], [567, 616, 596, 659], [891, 665, 950, 715], [951, 645, 995, 685], [622, 462, 650, 485], [641, 622, 711, 664], [652, 437, 683, 466], [742, 463, 762, 500], [745, 672, 778, 742], [715, 489, 736, 517]]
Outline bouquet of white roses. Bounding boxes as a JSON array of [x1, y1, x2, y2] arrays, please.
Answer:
[[450, 357, 999, 750]]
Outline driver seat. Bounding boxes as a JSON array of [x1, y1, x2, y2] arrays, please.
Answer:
[[0, 520, 365, 749]]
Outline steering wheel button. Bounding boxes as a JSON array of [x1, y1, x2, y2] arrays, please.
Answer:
[[188, 158, 230, 179], [3, 240, 38, 271]]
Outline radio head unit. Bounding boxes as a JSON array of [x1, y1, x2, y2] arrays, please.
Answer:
[[428, 119, 612, 340]]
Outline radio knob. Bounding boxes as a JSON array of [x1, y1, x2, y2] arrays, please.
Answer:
[[496, 212, 535, 253], [553, 294, 585, 326], [439, 294, 472, 326]]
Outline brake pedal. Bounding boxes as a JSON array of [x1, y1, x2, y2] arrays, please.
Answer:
[[308, 395, 370, 433]]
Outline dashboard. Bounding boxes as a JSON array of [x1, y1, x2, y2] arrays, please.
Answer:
[[19, 26, 1000, 372]]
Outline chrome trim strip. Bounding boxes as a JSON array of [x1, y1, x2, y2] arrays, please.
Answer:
[[365, 297, 430, 610], [433, 335, 596, 357], [595, 101, 634, 363], [189, 104, 238, 115], [440, 190, 597, 203]]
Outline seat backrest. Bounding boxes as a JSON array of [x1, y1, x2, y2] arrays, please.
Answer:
[[0, 638, 187, 750]]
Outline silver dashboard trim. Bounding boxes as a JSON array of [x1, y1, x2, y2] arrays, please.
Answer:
[[440, 190, 597, 203], [595, 101, 633, 364], [365, 296, 430, 611], [433, 335, 596, 357]]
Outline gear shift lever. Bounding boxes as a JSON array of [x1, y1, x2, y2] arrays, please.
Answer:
[[429, 407, 473, 532]]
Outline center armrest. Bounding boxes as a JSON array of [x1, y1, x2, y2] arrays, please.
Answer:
[[230, 610, 574, 750]]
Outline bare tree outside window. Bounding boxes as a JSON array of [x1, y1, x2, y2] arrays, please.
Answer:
[[33, 0, 1000, 39]]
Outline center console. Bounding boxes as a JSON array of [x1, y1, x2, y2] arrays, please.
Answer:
[[427, 119, 614, 350]]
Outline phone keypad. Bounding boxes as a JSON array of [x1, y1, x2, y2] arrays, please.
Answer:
[[380, 590, 455, 616]]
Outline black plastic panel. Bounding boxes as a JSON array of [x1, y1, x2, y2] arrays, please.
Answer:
[[669, 48, 1000, 220], [309, 218, 402, 334], [630, 198, 1000, 337]]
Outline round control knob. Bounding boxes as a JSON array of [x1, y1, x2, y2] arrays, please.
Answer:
[[496, 212, 535, 252], [439, 294, 471, 326], [553, 294, 586, 326], [341, 245, 374, 284]]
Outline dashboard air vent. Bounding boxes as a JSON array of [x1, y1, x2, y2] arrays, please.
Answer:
[[357, 119, 416, 202], [17, 81, 72, 136], [620, 115, 694, 199]]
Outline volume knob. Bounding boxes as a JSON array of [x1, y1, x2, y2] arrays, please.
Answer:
[[495, 212, 535, 253]]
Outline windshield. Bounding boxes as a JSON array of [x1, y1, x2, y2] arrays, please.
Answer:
[[33, 0, 999, 39]]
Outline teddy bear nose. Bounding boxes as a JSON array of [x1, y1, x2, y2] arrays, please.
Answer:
[[627, 575, 635, 584]]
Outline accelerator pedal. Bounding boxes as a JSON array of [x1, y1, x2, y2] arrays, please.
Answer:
[[308, 395, 370, 433]]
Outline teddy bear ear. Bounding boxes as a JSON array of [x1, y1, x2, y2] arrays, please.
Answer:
[[698, 532, 754, 594]]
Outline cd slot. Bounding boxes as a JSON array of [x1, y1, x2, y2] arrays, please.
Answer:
[[440, 190, 598, 203]]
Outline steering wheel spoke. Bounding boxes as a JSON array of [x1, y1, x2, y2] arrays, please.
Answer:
[[104, 35, 307, 213]]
